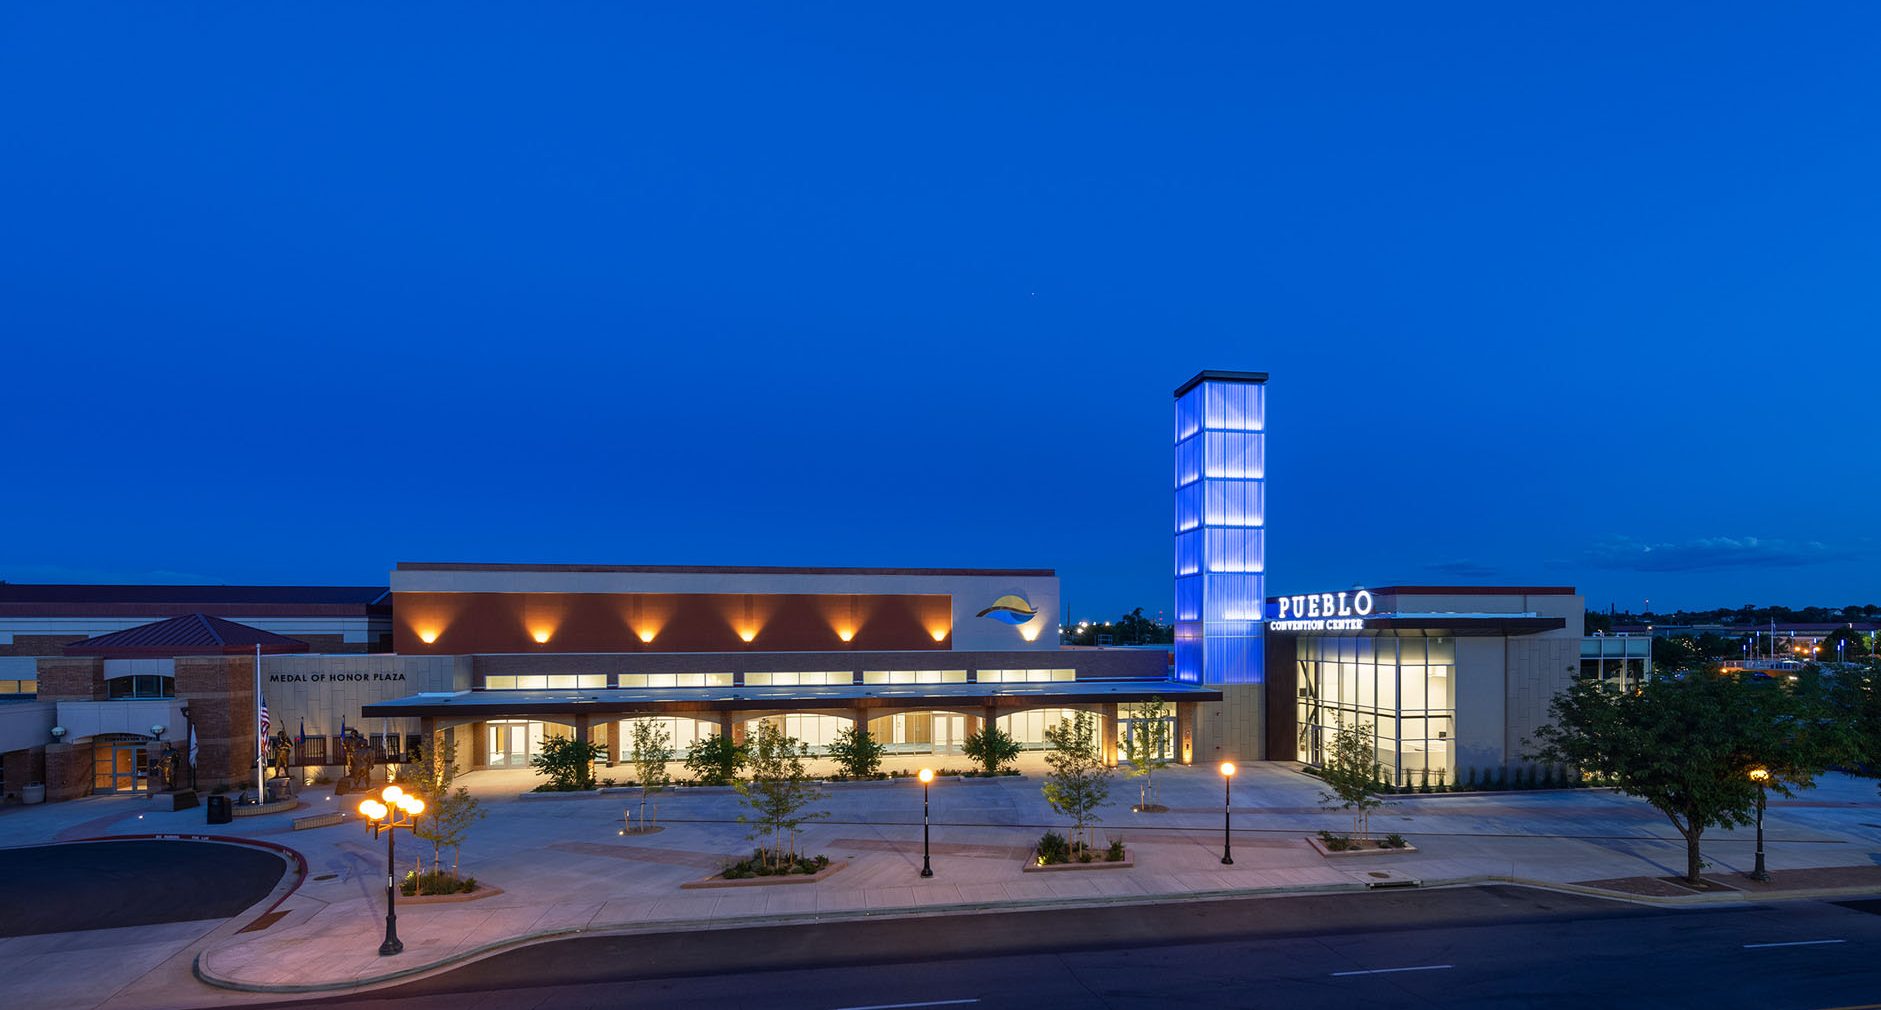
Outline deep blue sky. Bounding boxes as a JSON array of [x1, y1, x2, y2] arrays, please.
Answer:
[[4, 5, 1877, 618]]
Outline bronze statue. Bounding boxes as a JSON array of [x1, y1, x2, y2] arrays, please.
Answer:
[[268, 731, 295, 780], [334, 728, 374, 794], [157, 743, 183, 792]]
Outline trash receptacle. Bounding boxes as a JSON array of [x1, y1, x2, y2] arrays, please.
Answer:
[[206, 794, 232, 825]]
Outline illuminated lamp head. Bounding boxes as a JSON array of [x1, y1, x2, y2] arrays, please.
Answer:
[[930, 627, 949, 642], [532, 629, 552, 644], [917, 768, 934, 784], [739, 629, 757, 643], [837, 628, 855, 643], [417, 629, 438, 645], [638, 629, 656, 644]]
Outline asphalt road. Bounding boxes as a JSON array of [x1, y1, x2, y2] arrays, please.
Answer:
[[0, 839, 284, 937], [264, 886, 1881, 1009]]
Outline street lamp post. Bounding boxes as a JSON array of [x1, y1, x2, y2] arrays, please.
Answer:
[[917, 767, 935, 878], [1219, 761, 1236, 865], [358, 784, 426, 956], [1748, 767, 1770, 882]]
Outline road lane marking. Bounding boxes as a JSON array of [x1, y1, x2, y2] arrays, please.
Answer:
[[1331, 964, 1455, 977], [1744, 939, 1846, 949], [835, 993, 985, 1000]]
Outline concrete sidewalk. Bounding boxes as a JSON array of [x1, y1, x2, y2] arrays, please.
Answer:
[[4, 761, 1879, 1007]]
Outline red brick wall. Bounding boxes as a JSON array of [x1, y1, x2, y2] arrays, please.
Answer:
[[0, 635, 87, 657], [2, 746, 45, 801], [35, 657, 104, 701], [45, 741, 94, 802], [175, 656, 259, 788]]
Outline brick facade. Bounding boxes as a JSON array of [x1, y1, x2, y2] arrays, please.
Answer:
[[174, 656, 259, 790], [35, 657, 104, 701], [44, 741, 95, 802], [2, 746, 45, 802]]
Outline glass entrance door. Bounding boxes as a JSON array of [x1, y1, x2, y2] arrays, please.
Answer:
[[94, 739, 150, 793], [486, 720, 544, 768], [932, 715, 965, 755]]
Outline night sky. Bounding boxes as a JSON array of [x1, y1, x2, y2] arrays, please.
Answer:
[[4, 5, 1877, 618]]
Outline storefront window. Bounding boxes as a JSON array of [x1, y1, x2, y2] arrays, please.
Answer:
[[1296, 634, 1455, 787]]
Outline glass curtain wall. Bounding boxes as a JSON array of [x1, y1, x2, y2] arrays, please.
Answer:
[[1296, 635, 1455, 787]]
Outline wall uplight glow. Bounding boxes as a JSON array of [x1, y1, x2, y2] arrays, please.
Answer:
[[637, 628, 656, 644], [739, 628, 758, 643], [531, 629, 553, 644], [929, 627, 950, 642], [837, 629, 855, 643], [417, 629, 439, 645], [1019, 622, 1042, 642]]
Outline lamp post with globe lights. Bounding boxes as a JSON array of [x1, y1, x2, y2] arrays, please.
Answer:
[[358, 785, 426, 956], [1219, 761, 1237, 865]]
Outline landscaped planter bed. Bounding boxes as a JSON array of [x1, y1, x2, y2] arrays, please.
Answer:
[[680, 860, 848, 889], [1307, 836, 1418, 857], [1023, 849, 1134, 872], [398, 883, 505, 905], [231, 798, 301, 817]]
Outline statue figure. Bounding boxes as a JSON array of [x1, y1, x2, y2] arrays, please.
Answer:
[[158, 743, 183, 792], [268, 730, 295, 780], [334, 728, 374, 794]]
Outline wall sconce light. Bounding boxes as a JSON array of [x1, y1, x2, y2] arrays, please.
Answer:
[[930, 628, 949, 642], [532, 629, 552, 644], [837, 629, 855, 643], [50, 725, 66, 741], [418, 629, 439, 645], [150, 724, 167, 740], [638, 629, 655, 644], [738, 629, 757, 644]]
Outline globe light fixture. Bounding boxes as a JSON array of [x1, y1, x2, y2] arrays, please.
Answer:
[[358, 783, 427, 955]]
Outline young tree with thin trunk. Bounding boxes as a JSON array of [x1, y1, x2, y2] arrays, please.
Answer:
[[736, 720, 827, 869], [1121, 697, 1171, 811], [407, 734, 485, 879], [1042, 711, 1111, 852], [630, 719, 674, 829], [1317, 718, 1384, 840]]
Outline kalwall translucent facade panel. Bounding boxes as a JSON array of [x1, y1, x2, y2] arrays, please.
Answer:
[[1174, 372, 1266, 684]]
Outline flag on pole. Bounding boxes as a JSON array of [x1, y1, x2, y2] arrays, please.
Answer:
[[298, 718, 306, 746], [188, 724, 198, 768], [259, 695, 271, 735]]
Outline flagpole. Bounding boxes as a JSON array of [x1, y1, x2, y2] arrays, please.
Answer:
[[255, 643, 264, 804]]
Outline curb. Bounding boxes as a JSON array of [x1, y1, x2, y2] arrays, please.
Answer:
[[191, 870, 1881, 996]]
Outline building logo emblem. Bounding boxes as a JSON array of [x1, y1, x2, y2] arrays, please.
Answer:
[[977, 594, 1039, 626]]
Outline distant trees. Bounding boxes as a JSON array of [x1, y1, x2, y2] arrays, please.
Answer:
[[1063, 608, 1174, 645]]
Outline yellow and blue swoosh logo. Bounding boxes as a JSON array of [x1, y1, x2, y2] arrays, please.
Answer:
[[977, 594, 1038, 626]]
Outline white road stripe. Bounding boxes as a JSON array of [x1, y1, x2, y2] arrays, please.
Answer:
[[1743, 939, 1846, 949], [831, 1001, 981, 1010], [1331, 964, 1455, 977]]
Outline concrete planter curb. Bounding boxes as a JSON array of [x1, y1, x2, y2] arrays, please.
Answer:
[[1023, 849, 1133, 872], [232, 798, 301, 817], [681, 860, 847, 889], [1307, 836, 1418, 857], [399, 883, 505, 905]]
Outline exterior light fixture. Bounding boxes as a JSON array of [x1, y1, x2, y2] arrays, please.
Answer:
[[418, 630, 438, 645], [638, 629, 655, 644], [49, 726, 65, 741], [930, 628, 949, 642], [150, 724, 167, 740], [739, 629, 757, 643], [532, 630, 552, 644], [837, 629, 855, 643], [358, 784, 427, 956], [1219, 761, 1237, 865], [917, 768, 936, 878], [1748, 767, 1771, 881]]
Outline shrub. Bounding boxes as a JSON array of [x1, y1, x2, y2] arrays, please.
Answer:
[[530, 735, 605, 791], [1107, 837, 1126, 862], [685, 733, 748, 786], [1036, 830, 1070, 865], [827, 725, 886, 779], [964, 725, 1022, 776], [1383, 833, 1408, 849], [1317, 829, 1354, 852], [400, 870, 477, 896]]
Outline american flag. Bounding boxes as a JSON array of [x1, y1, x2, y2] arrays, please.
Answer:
[[259, 695, 270, 735]]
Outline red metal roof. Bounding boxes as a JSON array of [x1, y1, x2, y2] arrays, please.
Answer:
[[62, 614, 312, 658]]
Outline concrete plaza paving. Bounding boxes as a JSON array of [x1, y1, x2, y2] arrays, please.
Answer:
[[3, 759, 1880, 1008]]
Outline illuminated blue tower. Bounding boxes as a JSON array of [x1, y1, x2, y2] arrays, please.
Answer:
[[1173, 370, 1266, 686]]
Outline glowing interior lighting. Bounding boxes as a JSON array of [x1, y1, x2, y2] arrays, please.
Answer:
[[417, 629, 438, 645]]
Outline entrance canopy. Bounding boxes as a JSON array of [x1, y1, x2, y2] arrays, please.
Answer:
[[363, 679, 1221, 719]]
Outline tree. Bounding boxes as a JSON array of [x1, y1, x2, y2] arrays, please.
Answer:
[[1318, 718, 1384, 839], [629, 719, 675, 828], [963, 723, 1021, 775], [685, 732, 748, 785], [1529, 672, 1852, 884], [826, 723, 886, 779], [1041, 712, 1111, 851], [736, 720, 827, 870], [1820, 628, 1869, 662], [530, 734, 605, 791], [1120, 696, 1171, 810], [406, 733, 485, 878]]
